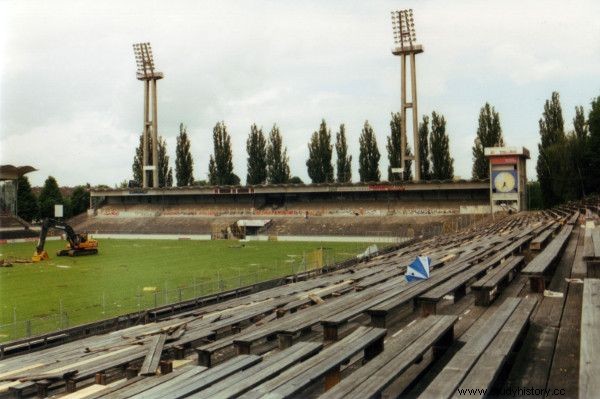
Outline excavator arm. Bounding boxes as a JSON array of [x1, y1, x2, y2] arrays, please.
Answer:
[[33, 218, 98, 262]]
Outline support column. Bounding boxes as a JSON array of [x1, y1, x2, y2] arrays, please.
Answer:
[[151, 79, 159, 188], [410, 52, 420, 181], [278, 332, 294, 349], [160, 360, 173, 375], [400, 54, 407, 170], [142, 80, 149, 188], [235, 341, 251, 355], [324, 365, 341, 390]]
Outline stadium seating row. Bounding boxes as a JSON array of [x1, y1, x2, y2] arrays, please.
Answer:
[[2, 205, 596, 398]]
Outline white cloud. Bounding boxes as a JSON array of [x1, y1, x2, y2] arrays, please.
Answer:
[[1, 112, 137, 186], [488, 44, 564, 84], [1, 0, 599, 186]]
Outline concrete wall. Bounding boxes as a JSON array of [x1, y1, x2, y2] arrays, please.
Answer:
[[85, 234, 406, 243], [89, 234, 212, 240], [243, 235, 410, 243], [459, 205, 491, 214]]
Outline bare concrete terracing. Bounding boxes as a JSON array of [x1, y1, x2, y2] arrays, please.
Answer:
[[69, 210, 488, 239], [0, 214, 37, 240]]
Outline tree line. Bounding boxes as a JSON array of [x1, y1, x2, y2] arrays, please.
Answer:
[[15, 92, 598, 222], [468, 91, 600, 208], [534, 92, 600, 208], [14, 176, 90, 222], [135, 111, 460, 187]]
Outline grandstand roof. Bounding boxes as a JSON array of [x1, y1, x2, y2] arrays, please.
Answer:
[[0, 164, 37, 181], [91, 179, 489, 197]]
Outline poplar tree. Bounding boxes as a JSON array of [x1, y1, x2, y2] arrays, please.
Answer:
[[585, 97, 600, 194], [132, 133, 172, 187], [418, 115, 431, 180], [566, 106, 589, 199], [175, 123, 194, 186], [157, 136, 173, 187], [208, 121, 236, 185], [574, 105, 588, 139], [266, 124, 290, 184], [246, 124, 268, 185], [471, 103, 504, 180], [132, 134, 144, 184], [38, 176, 64, 219], [387, 112, 412, 181], [429, 111, 454, 180], [358, 121, 381, 182], [536, 92, 565, 207], [16, 176, 38, 222], [335, 124, 352, 183], [70, 185, 90, 216], [306, 120, 334, 183]]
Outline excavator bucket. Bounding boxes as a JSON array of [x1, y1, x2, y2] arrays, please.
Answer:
[[32, 250, 49, 262]]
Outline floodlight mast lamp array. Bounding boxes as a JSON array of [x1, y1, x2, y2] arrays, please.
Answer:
[[133, 42, 163, 188], [391, 9, 423, 181]]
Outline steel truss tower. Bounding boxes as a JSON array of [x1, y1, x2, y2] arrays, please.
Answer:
[[391, 9, 423, 181], [133, 42, 163, 188]]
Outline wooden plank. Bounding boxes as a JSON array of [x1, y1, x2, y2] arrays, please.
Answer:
[[235, 280, 397, 350], [321, 316, 457, 399], [523, 225, 573, 275], [567, 211, 580, 225], [530, 229, 553, 250], [1, 369, 78, 383], [548, 279, 583, 398], [579, 279, 600, 399], [470, 256, 524, 307], [452, 297, 538, 398], [472, 256, 523, 289], [83, 376, 146, 399], [240, 327, 386, 399], [593, 229, 600, 258], [21, 344, 140, 382], [192, 342, 323, 398], [60, 383, 109, 399], [583, 234, 595, 260], [505, 324, 558, 391], [0, 381, 22, 394], [318, 316, 440, 398], [320, 282, 410, 330], [67, 348, 149, 384], [420, 297, 520, 398], [0, 363, 46, 381], [138, 355, 261, 399], [278, 280, 354, 315], [107, 366, 206, 398], [139, 333, 166, 376], [196, 312, 280, 367], [532, 225, 580, 328], [572, 229, 588, 278]]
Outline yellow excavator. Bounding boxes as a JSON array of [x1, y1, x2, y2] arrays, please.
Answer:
[[32, 218, 99, 262]]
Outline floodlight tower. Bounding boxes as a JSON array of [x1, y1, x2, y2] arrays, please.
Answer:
[[391, 9, 423, 181], [133, 42, 163, 188]]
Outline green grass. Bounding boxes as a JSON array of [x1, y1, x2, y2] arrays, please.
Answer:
[[0, 239, 374, 341]]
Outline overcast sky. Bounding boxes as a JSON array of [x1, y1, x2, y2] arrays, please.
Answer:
[[1, 0, 599, 187]]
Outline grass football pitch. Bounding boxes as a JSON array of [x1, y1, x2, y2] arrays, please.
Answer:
[[0, 238, 378, 341]]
